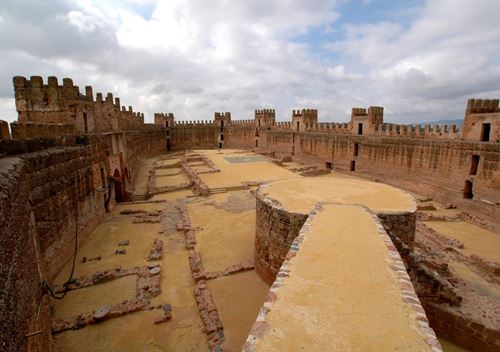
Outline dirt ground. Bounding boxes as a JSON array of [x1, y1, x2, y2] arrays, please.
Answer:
[[50, 150, 499, 352]]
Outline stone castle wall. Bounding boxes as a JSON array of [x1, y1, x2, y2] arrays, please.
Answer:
[[1, 75, 499, 351], [0, 76, 168, 352], [169, 122, 219, 150], [179, 104, 497, 221]]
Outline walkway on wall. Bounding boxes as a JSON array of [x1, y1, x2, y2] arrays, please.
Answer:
[[245, 203, 440, 351]]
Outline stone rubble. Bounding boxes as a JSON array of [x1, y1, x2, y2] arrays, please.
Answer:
[[154, 303, 173, 324], [132, 210, 163, 224], [51, 264, 162, 334], [147, 239, 163, 261], [175, 203, 229, 351]]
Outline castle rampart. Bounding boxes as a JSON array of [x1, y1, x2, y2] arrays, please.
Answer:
[[1, 75, 499, 352], [1, 77, 168, 352]]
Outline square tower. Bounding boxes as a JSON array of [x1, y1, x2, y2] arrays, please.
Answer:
[[255, 109, 275, 128], [291, 109, 318, 132]]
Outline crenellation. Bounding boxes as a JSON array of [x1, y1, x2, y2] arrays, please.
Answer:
[[1, 56, 499, 352], [105, 92, 113, 103], [85, 85, 93, 100], [351, 107, 368, 117], [466, 98, 500, 115]]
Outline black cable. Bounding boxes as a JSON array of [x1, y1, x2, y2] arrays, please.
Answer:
[[45, 175, 81, 300], [44, 173, 113, 300]]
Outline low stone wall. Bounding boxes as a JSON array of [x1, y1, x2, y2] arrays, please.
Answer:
[[254, 184, 418, 285], [245, 203, 441, 351], [254, 190, 308, 285], [377, 212, 416, 267], [424, 302, 499, 351]]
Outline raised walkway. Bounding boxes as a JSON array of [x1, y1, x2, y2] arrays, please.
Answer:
[[244, 203, 441, 351]]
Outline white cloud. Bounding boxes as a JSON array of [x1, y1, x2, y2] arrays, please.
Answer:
[[0, 0, 498, 125], [66, 10, 97, 32]]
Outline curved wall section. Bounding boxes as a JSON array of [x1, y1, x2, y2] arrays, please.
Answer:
[[254, 178, 417, 285], [255, 192, 308, 285]]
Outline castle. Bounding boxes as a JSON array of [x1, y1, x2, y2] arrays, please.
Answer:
[[0, 76, 499, 352]]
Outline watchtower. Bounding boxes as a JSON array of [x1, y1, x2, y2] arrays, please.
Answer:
[[154, 113, 175, 128], [291, 109, 318, 132], [462, 99, 499, 142], [214, 112, 231, 148], [350, 106, 384, 135], [255, 109, 275, 128]]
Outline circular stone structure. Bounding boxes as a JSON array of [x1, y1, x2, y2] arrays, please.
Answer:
[[255, 177, 417, 285]]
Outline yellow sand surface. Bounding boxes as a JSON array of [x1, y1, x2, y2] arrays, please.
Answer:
[[155, 173, 189, 187], [191, 165, 213, 173], [53, 201, 208, 352], [208, 271, 269, 351], [55, 203, 163, 282], [188, 192, 255, 272], [156, 158, 181, 167], [438, 338, 469, 352], [155, 167, 181, 176], [448, 260, 500, 298], [252, 204, 429, 351], [263, 177, 415, 213], [420, 202, 461, 217], [54, 275, 137, 321], [282, 161, 304, 169], [425, 221, 500, 263], [133, 155, 164, 195], [197, 150, 294, 188], [150, 189, 194, 202]]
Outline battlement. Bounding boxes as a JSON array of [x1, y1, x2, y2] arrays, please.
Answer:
[[465, 99, 500, 115], [368, 106, 384, 117], [350, 105, 384, 134], [154, 112, 175, 127], [255, 109, 275, 116], [275, 122, 292, 129], [13, 76, 149, 135], [175, 120, 215, 126], [214, 112, 232, 119], [154, 113, 174, 119], [351, 108, 368, 117], [306, 122, 350, 134], [462, 98, 500, 141], [373, 123, 460, 140], [231, 119, 255, 125], [13, 76, 92, 115], [292, 109, 318, 117]]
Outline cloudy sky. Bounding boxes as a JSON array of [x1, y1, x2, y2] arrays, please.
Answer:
[[1, 0, 499, 124]]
